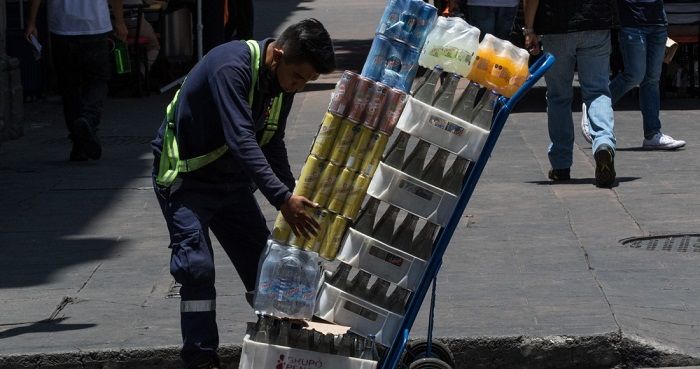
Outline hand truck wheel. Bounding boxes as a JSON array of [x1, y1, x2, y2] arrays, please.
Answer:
[[401, 339, 455, 368], [408, 357, 453, 369]]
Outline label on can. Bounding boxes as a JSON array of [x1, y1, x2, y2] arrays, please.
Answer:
[[302, 209, 331, 253], [271, 213, 292, 243], [320, 214, 349, 260], [328, 71, 359, 117], [342, 174, 372, 220], [363, 82, 390, 130], [379, 88, 408, 135], [346, 77, 375, 123], [328, 168, 357, 213], [294, 155, 325, 199], [345, 126, 374, 172], [329, 119, 361, 165], [310, 113, 343, 160], [311, 162, 341, 208], [360, 132, 389, 176]]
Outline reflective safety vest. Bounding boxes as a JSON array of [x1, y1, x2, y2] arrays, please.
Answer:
[[156, 40, 284, 187]]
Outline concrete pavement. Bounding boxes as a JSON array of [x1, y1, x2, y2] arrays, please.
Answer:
[[2, 0, 700, 368]]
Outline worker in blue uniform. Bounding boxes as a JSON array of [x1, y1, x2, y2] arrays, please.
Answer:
[[150, 19, 336, 369]]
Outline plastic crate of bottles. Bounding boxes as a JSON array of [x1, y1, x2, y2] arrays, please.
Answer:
[[315, 282, 404, 347], [336, 228, 427, 290], [366, 162, 458, 226], [240, 335, 377, 369], [396, 97, 489, 161]]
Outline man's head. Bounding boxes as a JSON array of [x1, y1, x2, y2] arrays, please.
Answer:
[[269, 18, 336, 93]]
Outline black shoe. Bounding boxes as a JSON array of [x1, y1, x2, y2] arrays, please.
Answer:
[[594, 144, 616, 188], [69, 142, 89, 161], [548, 168, 570, 181], [72, 117, 102, 160]]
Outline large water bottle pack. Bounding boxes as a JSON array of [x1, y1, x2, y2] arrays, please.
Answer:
[[242, 0, 535, 366]]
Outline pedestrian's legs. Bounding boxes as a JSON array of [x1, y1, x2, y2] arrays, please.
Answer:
[[467, 6, 497, 41], [540, 33, 577, 170], [639, 26, 666, 138], [78, 35, 111, 130], [576, 30, 615, 153], [50, 35, 81, 133], [493, 6, 518, 41], [209, 190, 269, 293], [610, 27, 646, 104], [155, 187, 220, 368]]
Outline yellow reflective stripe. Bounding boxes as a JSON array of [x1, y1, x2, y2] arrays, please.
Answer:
[[181, 299, 216, 313], [246, 40, 260, 105], [177, 144, 228, 172], [259, 93, 283, 146]]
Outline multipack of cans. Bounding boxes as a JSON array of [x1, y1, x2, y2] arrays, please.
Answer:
[[271, 71, 409, 261], [360, 0, 438, 92]]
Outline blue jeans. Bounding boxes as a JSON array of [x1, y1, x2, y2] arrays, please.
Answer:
[[541, 30, 616, 170], [610, 26, 667, 139], [465, 5, 518, 41]]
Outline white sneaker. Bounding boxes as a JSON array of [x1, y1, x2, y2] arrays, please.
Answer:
[[642, 133, 686, 150], [580, 103, 593, 144]]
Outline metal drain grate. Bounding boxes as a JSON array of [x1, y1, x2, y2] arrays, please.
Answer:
[[620, 234, 700, 253], [42, 136, 152, 146]]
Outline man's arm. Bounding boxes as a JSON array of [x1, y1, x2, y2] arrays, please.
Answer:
[[108, 0, 128, 42], [522, 0, 540, 55], [24, 0, 43, 40], [261, 95, 296, 193]]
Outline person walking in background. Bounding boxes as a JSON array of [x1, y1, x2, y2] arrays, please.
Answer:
[[225, 0, 254, 40], [25, 0, 128, 161], [579, 0, 686, 150], [462, 0, 520, 40], [523, 0, 618, 188], [151, 19, 335, 369]]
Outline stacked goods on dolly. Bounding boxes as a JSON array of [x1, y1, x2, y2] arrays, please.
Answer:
[[315, 16, 532, 348]]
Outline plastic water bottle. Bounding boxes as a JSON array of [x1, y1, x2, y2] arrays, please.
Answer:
[[273, 254, 303, 315]]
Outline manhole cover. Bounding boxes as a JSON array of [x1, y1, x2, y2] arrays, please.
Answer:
[[42, 136, 152, 146], [620, 234, 700, 253]]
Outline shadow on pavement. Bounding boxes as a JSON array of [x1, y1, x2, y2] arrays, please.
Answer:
[[0, 318, 96, 340], [526, 176, 641, 186]]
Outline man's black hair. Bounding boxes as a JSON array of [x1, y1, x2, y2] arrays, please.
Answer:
[[276, 18, 336, 74]]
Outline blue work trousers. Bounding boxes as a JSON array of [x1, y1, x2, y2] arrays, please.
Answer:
[[153, 174, 269, 368]]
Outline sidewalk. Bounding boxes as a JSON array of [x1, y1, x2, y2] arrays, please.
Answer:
[[2, 0, 700, 368]]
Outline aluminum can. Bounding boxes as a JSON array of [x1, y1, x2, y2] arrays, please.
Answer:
[[409, 1, 438, 47], [328, 168, 357, 213], [329, 119, 361, 165], [302, 208, 331, 253], [310, 112, 343, 160], [396, 44, 421, 93], [312, 162, 341, 208], [377, 0, 411, 37], [293, 155, 325, 199], [288, 232, 306, 250], [361, 36, 391, 82], [360, 132, 389, 176], [319, 214, 349, 260], [346, 76, 375, 123], [271, 213, 292, 243], [379, 88, 408, 135], [328, 71, 360, 117], [363, 82, 390, 130], [342, 174, 372, 220], [345, 125, 374, 172]]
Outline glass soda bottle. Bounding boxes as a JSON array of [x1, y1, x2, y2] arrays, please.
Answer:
[[431, 73, 460, 111], [402, 139, 430, 178], [410, 222, 439, 260], [368, 278, 391, 307], [383, 131, 410, 169], [328, 263, 352, 290], [471, 91, 498, 130], [387, 287, 410, 314], [390, 213, 418, 253], [451, 81, 481, 122], [441, 156, 469, 194], [421, 148, 449, 187], [354, 197, 381, 235], [371, 205, 400, 244], [413, 66, 443, 103]]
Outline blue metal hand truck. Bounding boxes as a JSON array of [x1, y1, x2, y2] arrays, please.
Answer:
[[380, 53, 556, 369]]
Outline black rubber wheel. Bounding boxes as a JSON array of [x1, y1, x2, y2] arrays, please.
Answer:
[[401, 339, 455, 368], [408, 358, 453, 369]]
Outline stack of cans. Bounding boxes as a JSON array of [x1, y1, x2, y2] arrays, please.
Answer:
[[361, 0, 438, 92], [271, 71, 408, 261]]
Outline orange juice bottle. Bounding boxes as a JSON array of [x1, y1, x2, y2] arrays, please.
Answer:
[[467, 33, 497, 87], [501, 47, 531, 98]]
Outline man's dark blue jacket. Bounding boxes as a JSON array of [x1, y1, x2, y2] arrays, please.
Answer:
[[152, 39, 296, 209]]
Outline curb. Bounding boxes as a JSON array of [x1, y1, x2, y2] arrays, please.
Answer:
[[2, 333, 699, 369]]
